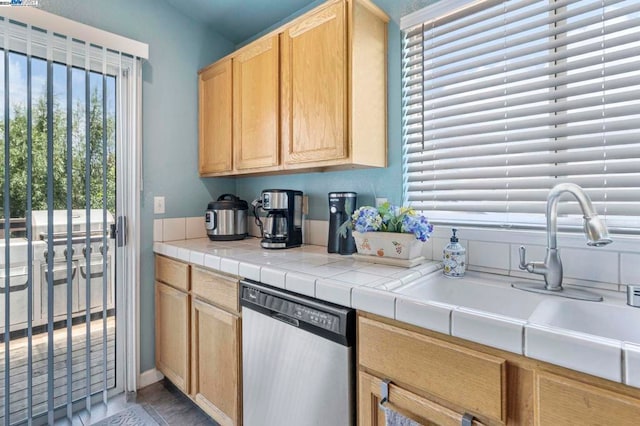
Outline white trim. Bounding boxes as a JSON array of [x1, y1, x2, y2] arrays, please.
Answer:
[[138, 368, 164, 390], [400, 0, 477, 30], [0, 6, 149, 58]]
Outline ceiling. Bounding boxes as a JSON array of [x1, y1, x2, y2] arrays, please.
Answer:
[[164, 0, 318, 44]]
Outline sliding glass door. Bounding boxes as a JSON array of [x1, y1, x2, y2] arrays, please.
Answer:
[[1, 38, 121, 425]]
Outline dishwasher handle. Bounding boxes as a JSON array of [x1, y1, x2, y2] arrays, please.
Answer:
[[272, 312, 299, 327]]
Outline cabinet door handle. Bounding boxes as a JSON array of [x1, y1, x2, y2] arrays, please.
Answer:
[[461, 413, 475, 426], [379, 378, 391, 406]]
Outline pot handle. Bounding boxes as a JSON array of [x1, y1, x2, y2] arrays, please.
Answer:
[[217, 193, 239, 201], [205, 211, 217, 231]]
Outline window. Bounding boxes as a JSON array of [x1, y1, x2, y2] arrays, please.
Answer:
[[401, 0, 640, 233]]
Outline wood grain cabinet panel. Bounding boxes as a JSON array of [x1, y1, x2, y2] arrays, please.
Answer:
[[155, 281, 190, 393], [358, 316, 507, 424], [233, 35, 280, 171], [281, 1, 347, 165], [535, 372, 640, 425], [191, 266, 239, 313], [281, 0, 388, 170], [191, 298, 241, 426], [155, 255, 190, 291], [359, 372, 487, 426], [199, 58, 233, 175], [197, 0, 388, 176]]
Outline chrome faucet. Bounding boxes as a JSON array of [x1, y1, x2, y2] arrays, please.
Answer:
[[512, 183, 612, 302]]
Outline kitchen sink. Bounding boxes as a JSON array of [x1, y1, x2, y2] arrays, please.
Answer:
[[525, 292, 639, 383], [528, 297, 640, 343], [394, 270, 545, 320]]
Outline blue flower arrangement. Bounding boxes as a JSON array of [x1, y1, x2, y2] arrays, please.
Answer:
[[340, 202, 434, 242]]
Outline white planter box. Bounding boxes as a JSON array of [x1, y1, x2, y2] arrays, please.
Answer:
[[352, 231, 423, 260]]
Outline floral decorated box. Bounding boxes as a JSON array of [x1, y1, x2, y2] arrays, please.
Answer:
[[352, 231, 424, 260]]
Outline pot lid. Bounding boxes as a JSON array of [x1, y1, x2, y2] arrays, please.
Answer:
[[207, 194, 248, 210]]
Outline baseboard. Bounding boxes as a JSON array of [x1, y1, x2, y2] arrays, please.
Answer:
[[138, 368, 164, 389]]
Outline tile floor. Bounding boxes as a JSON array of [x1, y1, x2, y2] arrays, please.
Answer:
[[56, 379, 218, 425]]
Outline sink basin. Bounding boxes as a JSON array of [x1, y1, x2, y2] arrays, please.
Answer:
[[525, 295, 639, 383], [394, 271, 545, 320], [529, 297, 640, 343]]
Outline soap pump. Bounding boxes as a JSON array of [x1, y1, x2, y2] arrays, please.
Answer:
[[443, 228, 466, 278]]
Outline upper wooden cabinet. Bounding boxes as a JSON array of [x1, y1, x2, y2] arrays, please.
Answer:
[[199, 58, 233, 175], [281, 1, 347, 165], [281, 0, 388, 170], [233, 35, 280, 172], [198, 0, 388, 177]]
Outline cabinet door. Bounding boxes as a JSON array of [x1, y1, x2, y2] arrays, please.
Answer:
[[191, 298, 241, 426], [359, 316, 506, 423], [199, 58, 233, 175], [233, 35, 279, 171], [358, 372, 486, 426], [155, 281, 190, 393], [535, 372, 640, 425], [281, 1, 347, 165]]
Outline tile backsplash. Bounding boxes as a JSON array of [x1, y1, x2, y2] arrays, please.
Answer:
[[155, 217, 639, 292]]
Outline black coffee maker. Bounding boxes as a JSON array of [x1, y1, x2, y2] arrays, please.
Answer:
[[328, 192, 357, 255], [255, 189, 303, 249]]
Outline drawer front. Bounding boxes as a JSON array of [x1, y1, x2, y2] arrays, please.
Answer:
[[358, 316, 506, 423], [535, 372, 640, 425], [192, 266, 239, 313], [155, 255, 190, 291]]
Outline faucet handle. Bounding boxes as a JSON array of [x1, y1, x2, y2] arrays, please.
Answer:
[[518, 246, 528, 270]]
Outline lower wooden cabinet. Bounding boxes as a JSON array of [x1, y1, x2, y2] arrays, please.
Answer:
[[358, 315, 506, 425], [358, 312, 640, 426], [191, 298, 241, 426], [535, 372, 640, 425], [155, 257, 242, 425], [155, 281, 190, 393], [359, 371, 487, 426]]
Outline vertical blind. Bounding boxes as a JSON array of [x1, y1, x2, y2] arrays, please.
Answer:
[[0, 9, 144, 425], [401, 0, 640, 231]]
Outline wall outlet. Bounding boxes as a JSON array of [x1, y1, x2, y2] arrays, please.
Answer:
[[375, 197, 388, 207], [154, 196, 165, 214]]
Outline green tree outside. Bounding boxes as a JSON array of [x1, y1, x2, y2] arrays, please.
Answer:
[[0, 86, 116, 223]]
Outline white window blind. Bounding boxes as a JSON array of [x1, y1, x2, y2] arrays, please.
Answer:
[[402, 0, 640, 232]]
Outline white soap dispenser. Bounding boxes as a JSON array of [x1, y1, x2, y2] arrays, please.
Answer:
[[443, 228, 466, 278]]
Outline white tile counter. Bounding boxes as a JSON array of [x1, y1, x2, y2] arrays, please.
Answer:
[[154, 237, 640, 390], [154, 237, 441, 309]]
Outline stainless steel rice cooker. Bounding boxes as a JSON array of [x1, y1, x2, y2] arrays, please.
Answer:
[[205, 194, 248, 241]]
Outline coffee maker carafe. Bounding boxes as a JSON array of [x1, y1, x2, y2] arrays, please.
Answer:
[[328, 192, 357, 255], [256, 189, 303, 249]]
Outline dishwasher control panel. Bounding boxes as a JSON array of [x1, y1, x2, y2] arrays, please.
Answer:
[[241, 281, 345, 334], [291, 304, 339, 332]]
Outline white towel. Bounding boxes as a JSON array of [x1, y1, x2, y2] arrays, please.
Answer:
[[380, 403, 421, 426]]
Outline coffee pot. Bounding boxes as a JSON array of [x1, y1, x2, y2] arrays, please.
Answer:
[[253, 189, 303, 249]]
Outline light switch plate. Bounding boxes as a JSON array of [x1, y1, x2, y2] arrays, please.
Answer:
[[154, 196, 165, 214], [375, 197, 388, 207]]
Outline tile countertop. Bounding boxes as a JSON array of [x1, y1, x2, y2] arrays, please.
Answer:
[[153, 237, 640, 390]]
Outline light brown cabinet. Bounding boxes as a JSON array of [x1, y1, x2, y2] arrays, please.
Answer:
[[233, 35, 280, 172], [155, 257, 242, 426], [358, 312, 640, 426], [198, 0, 388, 177], [280, 1, 347, 165], [358, 314, 506, 425], [190, 266, 242, 426], [198, 58, 233, 175], [281, 0, 388, 170], [534, 372, 640, 425], [154, 256, 191, 393]]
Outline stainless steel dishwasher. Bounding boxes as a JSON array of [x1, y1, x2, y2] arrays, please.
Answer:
[[240, 279, 355, 426]]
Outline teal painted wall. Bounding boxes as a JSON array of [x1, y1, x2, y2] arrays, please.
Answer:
[[233, 0, 435, 218], [36, 0, 436, 376], [38, 0, 236, 372]]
